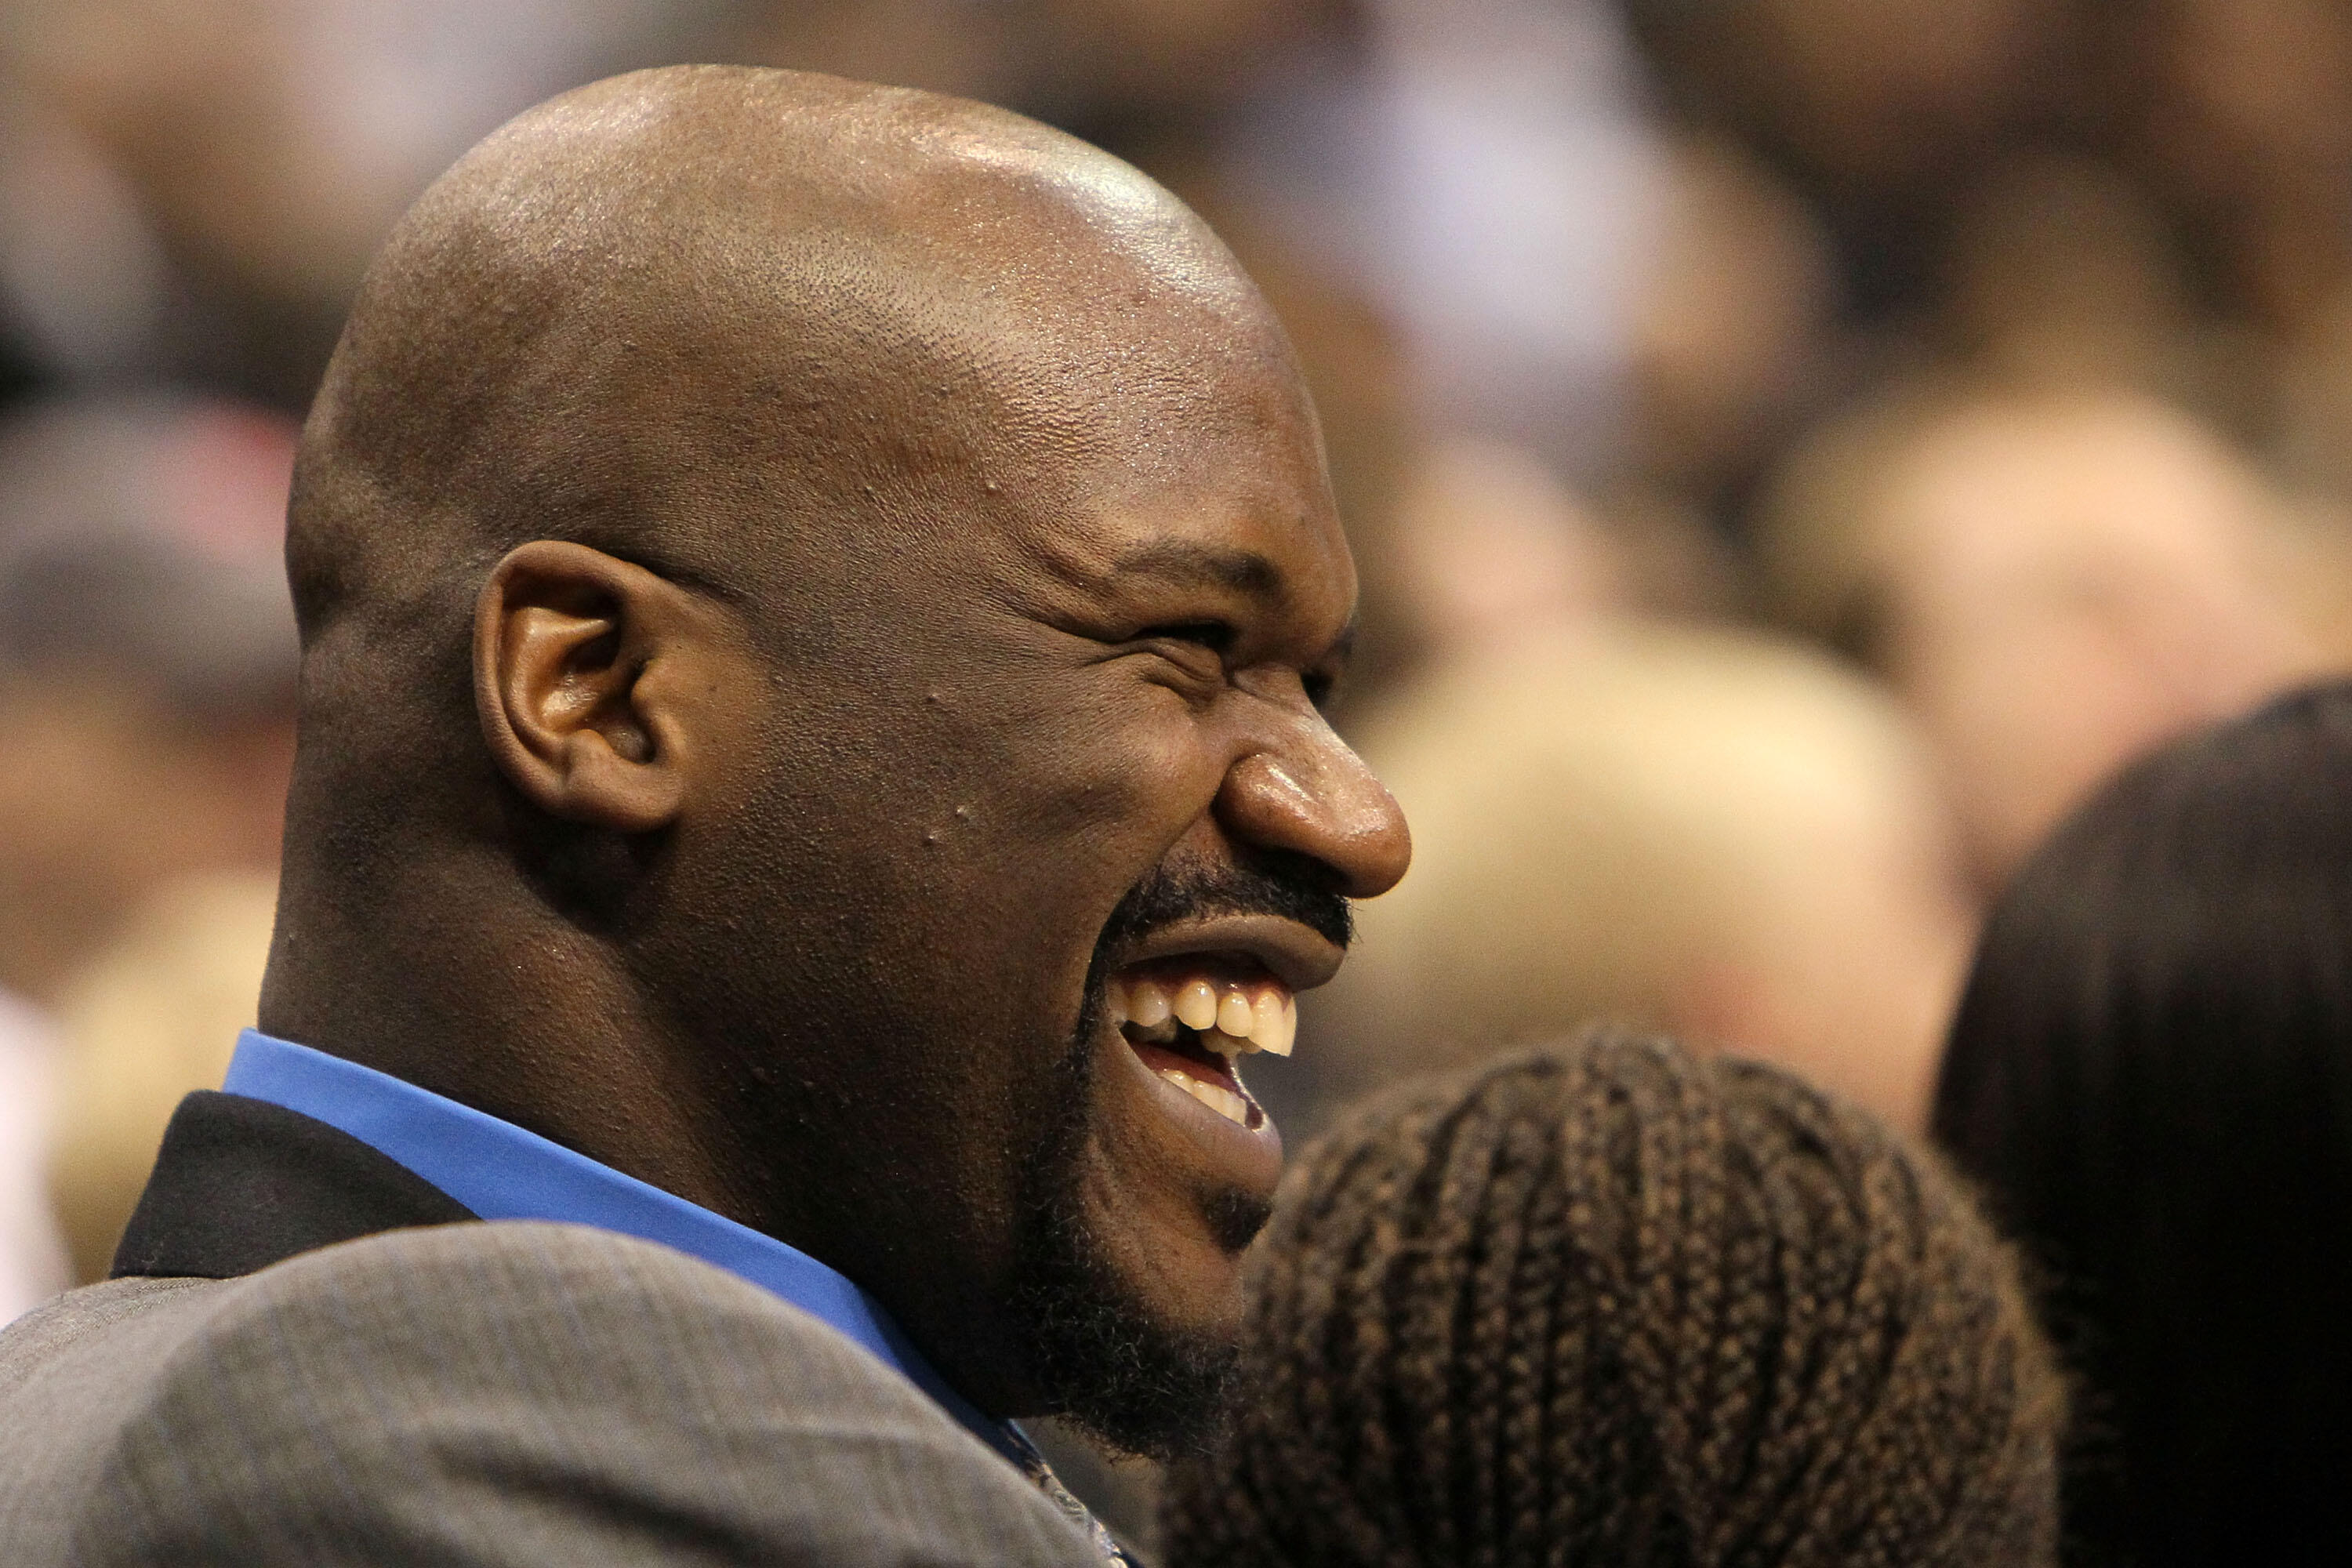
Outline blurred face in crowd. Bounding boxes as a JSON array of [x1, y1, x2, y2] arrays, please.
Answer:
[[1755, 0, 2047, 187], [1671, 739, 1975, 1132], [8, 0, 734, 311], [0, 676, 289, 1007], [1327, 633, 1973, 1135], [13, 0, 432, 310], [2138, 0, 2352, 210], [0, 397, 297, 1008], [2140, 0, 2352, 330], [1639, 0, 2059, 198], [1628, 136, 1835, 495], [1864, 393, 2317, 884], [1381, 437, 1626, 660]]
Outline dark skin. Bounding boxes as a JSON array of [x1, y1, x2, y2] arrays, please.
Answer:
[[260, 66, 1409, 1427]]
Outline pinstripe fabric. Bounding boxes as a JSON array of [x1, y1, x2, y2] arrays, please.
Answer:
[[0, 1222, 1102, 1566], [212, 1034, 1023, 1465]]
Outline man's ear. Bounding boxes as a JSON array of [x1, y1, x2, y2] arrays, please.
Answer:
[[474, 540, 718, 833]]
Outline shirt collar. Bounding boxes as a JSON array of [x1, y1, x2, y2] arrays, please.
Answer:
[[222, 1028, 1025, 1464]]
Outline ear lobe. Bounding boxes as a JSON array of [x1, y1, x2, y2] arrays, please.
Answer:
[[474, 540, 698, 833]]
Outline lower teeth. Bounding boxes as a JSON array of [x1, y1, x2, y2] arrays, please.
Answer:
[[1154, 1067, 1251, 1127]]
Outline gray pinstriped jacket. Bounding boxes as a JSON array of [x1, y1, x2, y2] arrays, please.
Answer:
[[0, 1095, 1104, 1566]]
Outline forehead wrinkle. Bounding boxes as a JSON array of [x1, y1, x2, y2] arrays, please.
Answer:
[[1107, 540, 1286, 603], [1000, 504, 1301, 598], [1000, 522, 1361, 673]]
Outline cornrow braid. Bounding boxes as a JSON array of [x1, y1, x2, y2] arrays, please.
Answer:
[[1163, 1029, 2062, 1568]]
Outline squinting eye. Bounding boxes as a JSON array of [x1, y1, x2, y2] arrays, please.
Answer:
[[1138, 620, 1236, 655]]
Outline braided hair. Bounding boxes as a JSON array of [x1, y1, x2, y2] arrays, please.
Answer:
[[1163, 1030, 2062, 1568]]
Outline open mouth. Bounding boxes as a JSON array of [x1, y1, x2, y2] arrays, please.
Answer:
[[1107, 958, 1295, 1131]]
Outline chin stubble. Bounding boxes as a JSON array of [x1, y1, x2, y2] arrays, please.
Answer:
[[1004, 943, 1265, 1463], [1004, 857, 1338, 1459]]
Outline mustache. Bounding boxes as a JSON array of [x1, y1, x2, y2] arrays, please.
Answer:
[[1095, 853, 1354, 956]]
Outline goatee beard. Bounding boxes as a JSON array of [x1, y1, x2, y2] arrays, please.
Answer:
[[1003, 920, 1265, 1461]]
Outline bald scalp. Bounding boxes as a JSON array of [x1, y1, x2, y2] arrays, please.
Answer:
[[288, 64, 1284, 665]]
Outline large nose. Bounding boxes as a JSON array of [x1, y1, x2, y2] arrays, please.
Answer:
[[1214, 724, 1412, 899]]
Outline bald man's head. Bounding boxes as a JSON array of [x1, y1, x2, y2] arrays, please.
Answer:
[[263, 67, 1408, 1457], [292, 67, 1285, 638]]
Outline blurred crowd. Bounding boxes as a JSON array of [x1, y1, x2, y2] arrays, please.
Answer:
[[4, 0, 2352, 1555]]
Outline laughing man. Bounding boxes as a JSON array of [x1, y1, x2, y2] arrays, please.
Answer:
[[0, 65, 1410, 1566]]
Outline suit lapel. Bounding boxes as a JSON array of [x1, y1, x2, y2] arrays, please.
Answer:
[[112, 1091, 477, 1279]]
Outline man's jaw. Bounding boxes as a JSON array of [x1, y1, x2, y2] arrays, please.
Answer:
[[1004, 905, 1338, 1457]]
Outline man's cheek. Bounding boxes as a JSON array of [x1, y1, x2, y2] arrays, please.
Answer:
[[1015, 730, 1225, 880]]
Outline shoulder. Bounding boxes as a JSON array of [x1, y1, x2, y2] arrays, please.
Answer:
[[3, 1223, 1097, 1567], [0, 1271, 223, 1556], [186, 1218, 904, 1382], [154, 1220, 929, 1406]]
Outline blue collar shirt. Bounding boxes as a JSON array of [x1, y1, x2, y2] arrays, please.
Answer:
[[220, 1031, 1141, 1563], [223, 1028, 1025, 1459]]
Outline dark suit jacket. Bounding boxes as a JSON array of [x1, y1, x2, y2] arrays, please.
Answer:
[[0, 1092, 1100, 1566]]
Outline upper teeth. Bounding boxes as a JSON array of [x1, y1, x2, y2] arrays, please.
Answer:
[[1109, 972, 1298, 1056]]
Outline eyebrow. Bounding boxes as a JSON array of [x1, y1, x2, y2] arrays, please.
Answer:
[[1106, 540, 1287, 603]]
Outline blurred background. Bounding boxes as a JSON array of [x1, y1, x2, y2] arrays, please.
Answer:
[[5, 0, 2352, 1410]]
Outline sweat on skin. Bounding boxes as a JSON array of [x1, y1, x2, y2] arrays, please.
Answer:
[[258, 64, 1410, 1456]]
